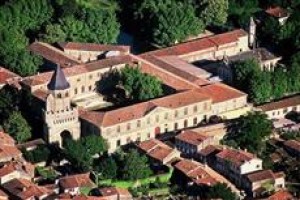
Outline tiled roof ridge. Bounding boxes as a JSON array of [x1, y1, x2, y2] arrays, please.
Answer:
[[57, 42, 130, 52]]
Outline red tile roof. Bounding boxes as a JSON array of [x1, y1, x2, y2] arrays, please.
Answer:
[[0, 132, 15, 146], [199, 83, 246, 103], [2, 178, 51, 200], [80, 89, 210, 127], [174, 159, 218, 186], [0, 145, 22, 161], [28, 42, 80, 68], [216, 148, 256, 167], [57, 42, 130, 53], [0, 161, 34, 178], [141, 29, 247, 57], [138, 139, 177, 163], [246, 170, 284, 183], [198, 145, 223, 157], [59, 173, 94, 189], [73, 195, 108, 200], [257, 95, 300, 112], [176, 130, 209, 146], [98, 187, 132, 198], [283, 140, 300, 153], [268, 190, 294, 200], [265, 6, 289, 18], [0, 67, 20, 85]]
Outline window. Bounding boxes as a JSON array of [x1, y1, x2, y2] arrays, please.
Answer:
[[174, 123, 178, 130], [164, 113, 168, 120], [65, 92, 69, 97], [184, 120, 188, 128], [77, 78, 81, 82], [175, 110, 178, 118], [127, 123, 131, 130], [193, 105, 198, 113], [137, 120, 141, 128], [184, 108, 188, 115], [117, 126, 121, 132], [117, 140, 121, 147], [193, 117, 197, 125], [89, 75, 93, 79], [57, 93, 62, 98], [88, 86, 92, 91], [147, 133, 151, 138], [74, 88, 78, 95], [82, 86, 85, 93], [165, 127, 168, 133], [283, 108, 288, 113], [156, 115, 159, 123]]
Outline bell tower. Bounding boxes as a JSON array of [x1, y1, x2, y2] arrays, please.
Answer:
[[43, 65, 80, 147], [249, 17, 256, 49]]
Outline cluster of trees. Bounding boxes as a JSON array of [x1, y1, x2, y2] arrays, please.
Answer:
[[98, 65, 163, 103], [232, 56, 300, 104], [223, 111, 272, 154], [0, 0, 120, 76], [22, 145, 51, 164], [95, 149, 152, 181], [120, 0, 228, 46], [63, 135, 107, 172]]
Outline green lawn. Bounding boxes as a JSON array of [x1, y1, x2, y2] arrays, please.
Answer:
[[99, 168, 173, 189]]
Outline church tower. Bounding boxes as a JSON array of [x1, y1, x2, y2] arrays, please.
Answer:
[[249, 17, 256, 48], [43, 65, 80, 147]]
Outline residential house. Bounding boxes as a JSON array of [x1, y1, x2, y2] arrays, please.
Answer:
[[137, 139, 180, 165], [265, 6, 290, 25], [175, 130, 216, 156], [97, 187, 133, 200], [214, 148, 263, 187], [0, 132, 15, 146], [283, 140, 300, 158], [0, 144, 22, 163], [244, 170, 285, 198], [0, 160, 35, 184], [1, 178, 52, 200], [197, 145, 223, 164], [0, 67, 20, 89], [266, 190, 295, 200], [59, 173, 95, 196], [257, 95, 300, 119], [173, 159, 218, 187]]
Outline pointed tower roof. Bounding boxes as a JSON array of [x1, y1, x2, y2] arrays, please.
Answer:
[[47, 64, 70, 90], [250, 17, 255, 26]]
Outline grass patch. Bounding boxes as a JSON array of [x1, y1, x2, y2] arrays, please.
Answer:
[[80, 187, 92, 195], [36, 166, 57, 181]]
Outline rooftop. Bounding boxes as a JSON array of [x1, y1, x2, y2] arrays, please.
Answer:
[[257, 95, 300, 112], [0, 132, 15, 146], [176, 130, 210, 146], [216, 148, 256, 167], [267, 190, 294, 200], [98, 187, 132, 198], [0, 144, 22, 161], [57, 42, 130, 53], [246, 170, 284, 183], [265, 6, 289, 18], [47, 65, 70, 90], [283, 140, 300, 153], [59, 173, 94, 189], [0, 67, 20, 85]]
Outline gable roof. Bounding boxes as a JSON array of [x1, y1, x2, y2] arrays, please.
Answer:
[[0, 67, 20, 85], [59, 173, 94, 189], [57, 42, 130, 53], [98, 187, 132, 198], [257, 95, 300, 112], [265, 6, 289, 18], [0, 132, 15, 146], [0, 145, 22, 161], [175, 130, 209, 146], [216, 148, 257, 167]]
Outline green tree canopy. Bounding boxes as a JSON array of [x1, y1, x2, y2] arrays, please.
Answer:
[[287, 52, 300, 93], [225, 111, 272, 154], [95, 156, 118, 179], [152, 1, 204, 46], [196, 0, 229, 25], [206, 183, 238, 200], [249, 71, 272, 104], [81, 135, 107, 156], [272, 67, 288, 99], [4, 111, 31, 143], [120, 65, 163, 101], [121, 149, 152, 180], [22, 144, 51, 163]]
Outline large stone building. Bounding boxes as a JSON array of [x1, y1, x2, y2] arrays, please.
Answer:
[[21, 29, 255, 152]]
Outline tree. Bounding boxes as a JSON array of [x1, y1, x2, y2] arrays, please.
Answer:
[[206, 183, 238, 200], [287, 53, 300, 93], [121, 149, 152, 180], [249, 72, 272, 104], [64, 135, 107, 172], [272, 67, 288, 99], [225, 111, 272, 154], [232, 59, 260, 92], [120, 65, 163, 101], [81, 135, 107, 156], [196, 0, 229, 25], [3, 111, 31, 143], [22, 144, 51, 163], [152, 2, 204, 46], [0, 85, 22, 123], [95, 156, 118, 179]]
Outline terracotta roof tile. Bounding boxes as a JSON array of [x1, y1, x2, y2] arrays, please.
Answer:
[[98, 187, 132, 198], [59, 173, 94, 189], [265, 6, 289, 18], [283, 140, 300, 153], [0, 67, 20, 85], [216, 148, 256, 167], [198, 145, 223, 157], [141, 29, 247, 57], [199, 83, 246, 103], [0, 145, 22, 161], [138, 139, 176, 163], [57, 42, 130, 53], [2, 178, 51, 200], [174, 159, 217, 186], [257, 95, 300, 112], [0, 161, 34, 178], [0, 132, 15, 146], [80, 89, 210, 127], [176, 130, 209, 146], [28, 42, 80, 68], [246, 170, 279, 183], [268, 190, 294, 200]]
